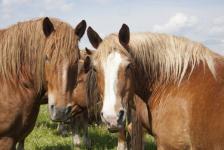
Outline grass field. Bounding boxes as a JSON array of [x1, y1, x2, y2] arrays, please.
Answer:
[[25, 105, 156, 150]]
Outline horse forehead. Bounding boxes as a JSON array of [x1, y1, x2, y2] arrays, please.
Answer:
[[101, 53, 120, 75], [106, 52, 122, 65], [102, 51, 129, 69]]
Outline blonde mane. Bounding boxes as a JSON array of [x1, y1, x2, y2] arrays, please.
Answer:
[[94, 32, 217, 84], [0, 18, 79, 91]]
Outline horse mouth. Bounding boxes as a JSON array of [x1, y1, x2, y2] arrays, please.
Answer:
[[51, 116, 71, 123], [107, 127, 119, 133], [50, 111, 73, 123], [50, 105, 87, 124], [59, 106, 86, 123], [107, 123, 124, 133], [101, 116, 124, 133]]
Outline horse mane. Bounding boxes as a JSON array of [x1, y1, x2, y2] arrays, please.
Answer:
[[86, 69, 101, 122], [94, 32, 217, 85], [0, 17, 79, 91]]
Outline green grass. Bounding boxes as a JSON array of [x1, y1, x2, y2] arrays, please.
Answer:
[[25, 106, 156, 150]]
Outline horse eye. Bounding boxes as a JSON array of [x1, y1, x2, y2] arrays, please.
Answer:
[[126, 63, 132, 71], [92, 66, 97, 72]]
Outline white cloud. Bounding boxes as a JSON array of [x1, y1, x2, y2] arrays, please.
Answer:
[[153, 13, 198, 34], [209, 26, 224, 35], [94, 0, 112, 4], [3, 0, 30, 4], [213, 16, 224, 25], [0, 0, 75, 28], [202, 16, 224, 53], [151, 13, 224, 54], [204, 38, 224, 54], [42, 0, 74, 12], [208, 16, 224, 36], [81, 0, 113, 5]]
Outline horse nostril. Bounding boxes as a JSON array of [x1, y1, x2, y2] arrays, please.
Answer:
[[118, 110, 125, 122], [100, 112, 103, 117], [50, 105, 54, 110], [119, 110, 124, 117], [65, 106, 72, 115]]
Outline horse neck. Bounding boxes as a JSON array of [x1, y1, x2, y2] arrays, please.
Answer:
[[128, 33, 216, 102], [132, 60, 193, 103], [132, 68, 151, 102]]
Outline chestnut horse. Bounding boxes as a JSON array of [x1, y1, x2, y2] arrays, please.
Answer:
[[84, 50, 146, 150], [70, 49, 133, 150], [69, 49, 94, 148], [86, 24, 224, 150], [0, 17, 86, 150]]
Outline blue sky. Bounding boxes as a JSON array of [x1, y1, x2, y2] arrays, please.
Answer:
[[0, 0, 223, 54]]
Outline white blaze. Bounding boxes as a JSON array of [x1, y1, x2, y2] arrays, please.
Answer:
[[62, 63, 68, 93], [102, 52, 122, 117], [61, 62, 73, 107], [48, 92, 55, 107]]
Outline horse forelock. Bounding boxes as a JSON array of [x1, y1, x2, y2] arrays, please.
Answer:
[[94, 32, 217, 85], [45, 21, 79, 65], [0, 17, 79, 91]]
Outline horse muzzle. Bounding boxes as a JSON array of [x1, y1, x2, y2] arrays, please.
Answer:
[[49, 105, 72, 122], [100, 110, 126, 132]]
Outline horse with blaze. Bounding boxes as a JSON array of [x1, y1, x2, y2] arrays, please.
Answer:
[[86, 24, 224, 149], [0, 17, 86, 150], [68, 49, 140, 149]]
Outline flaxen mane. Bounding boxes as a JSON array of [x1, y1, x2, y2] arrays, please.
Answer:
[[94, 32, 217, 85], [0, 18, 79, 91]]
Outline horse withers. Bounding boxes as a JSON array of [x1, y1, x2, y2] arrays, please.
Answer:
[[0, 17, 86, 150], [86, 24, 224, 150]]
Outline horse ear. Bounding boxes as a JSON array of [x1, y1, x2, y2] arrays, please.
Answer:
[[119, 24, 130, 47], [43, 17, 55, 37], [85, 47, 93, 55], [75, 20, 87, 39], [84, 56, 91, 73], [87, 27, 102, 49]]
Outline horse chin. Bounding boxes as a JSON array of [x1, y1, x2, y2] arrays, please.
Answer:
[[50, 117, 67, 123], [107, 127, 119, 133], [50, 113, 72, 123], [107, 123, 124, 133], [57, 109, 84, 124]]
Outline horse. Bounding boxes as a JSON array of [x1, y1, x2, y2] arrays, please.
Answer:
[[0, 17, 86, 150], [69, 48, 134, 150], [86, 24, 224, 150], [84, 49, 146, 150], [69, 48, 94, 149]]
